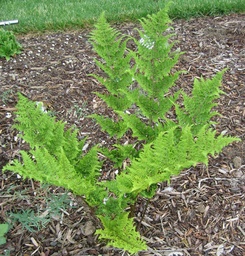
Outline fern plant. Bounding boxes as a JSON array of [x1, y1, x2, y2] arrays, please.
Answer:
[[3, 4, 240, 255], [3, 93, 144, 252], [87, 4, 240, 253], [3, 93, 106, 206]]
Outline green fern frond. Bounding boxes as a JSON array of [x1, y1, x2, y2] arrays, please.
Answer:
[[126, 5, 184, 126], [112, 125, 239, 196], [89, 13, 123, 60], [13, 93, 82, 161], [63, 127, 85, 164], [13, 93, 64, 151], [100, 144, 138, 168], [118, 112, 159, 142], [3, 94, 103, 199], [139, 2, 172, 38], [89, 114, 127, 138], [133, 37, 181, 80], [3, 145, 104, 205], [194, 126, 240, 162], [89, 12, 132, 94], [175, 70, 226, 133], [76, 146, 101, 179], [96, 212, 147, 254], [89, 12, 133, 141], [3, 148, 82, 193], [95, 92, 132, 111], [133, 4, 183, 82]]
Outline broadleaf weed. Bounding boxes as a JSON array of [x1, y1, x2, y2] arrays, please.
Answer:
[[0, 29, 22, 61]]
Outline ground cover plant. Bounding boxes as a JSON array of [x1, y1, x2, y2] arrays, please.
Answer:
[[0, 0, 244, 34], [0, 29, 22, 61], [2, 4, 242, 255], [0, 223, 9, 246]]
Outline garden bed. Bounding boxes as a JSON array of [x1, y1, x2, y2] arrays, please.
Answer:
[[0, 13, 244, 256]]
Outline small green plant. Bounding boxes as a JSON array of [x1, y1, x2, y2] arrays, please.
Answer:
[[3, 4, 240, 255], [0, 89, 13, 104], [0, 250, 10, 256], [0, 29, 22, 61], [6, 190, 72, 233], [69, 103, 88, 119], [0, 223, 9, 246], [8, 210, 49, 232], [46, 192, 72, 215]]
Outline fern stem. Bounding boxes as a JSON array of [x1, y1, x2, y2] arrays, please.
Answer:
[[128, 195, 138, 218], [137, 197, 150, 231]]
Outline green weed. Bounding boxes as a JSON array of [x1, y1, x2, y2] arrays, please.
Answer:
[[46, 192, 72, 216], [0, 223, 9, 246], [6, 187, 72, 233], [0, 29, 22, 60], [0, 89, 13, 104], [8, 209, 49, 232]]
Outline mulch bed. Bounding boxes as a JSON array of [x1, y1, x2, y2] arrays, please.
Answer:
[[0, 13, 244, 256]]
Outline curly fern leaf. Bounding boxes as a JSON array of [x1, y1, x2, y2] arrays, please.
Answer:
[[89, 12, 132, 97], [139, 2, 172, 39], [126, 5, 184, 126], [194, 126, 240, 158], [13, 93, 63, 150], [3, 145, 106, 207], [113, 125, 239, 196], [3, 94, 103, 203], [3, 148, 82, 193], [13, 93, 81, 161], [89, 13, 129, 77], [175, 70, 226, 134], [96, 212, 147, 254], [133, 4, 183, 87]]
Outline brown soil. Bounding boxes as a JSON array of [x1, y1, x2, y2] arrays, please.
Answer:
[[0, 13, 244, 256]]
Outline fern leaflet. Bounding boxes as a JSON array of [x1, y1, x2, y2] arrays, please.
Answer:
[[96, 212, 147, 254]]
